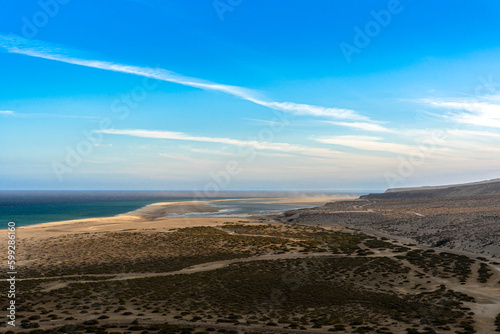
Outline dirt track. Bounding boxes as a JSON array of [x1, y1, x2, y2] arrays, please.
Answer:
[[36, 252, 340, 292]]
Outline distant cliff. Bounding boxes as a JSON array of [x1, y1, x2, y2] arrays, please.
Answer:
[[360, 178, 500, 199]]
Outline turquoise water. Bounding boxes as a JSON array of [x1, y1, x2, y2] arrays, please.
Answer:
[[0, 191, 211, 228], [0, 199, 314, 227], [0, 191, 363, 229], [0, 200, 172, 228]]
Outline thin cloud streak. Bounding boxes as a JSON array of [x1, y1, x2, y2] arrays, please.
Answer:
[[0, 34, 370, 122], [0, 109, 99, 119], [324, 121, 393, 132], [314, 135, 452, 156], [184, 147, 294, 158], [98, 128, 344, 158], [256, 101, 369, 121], [446, 129, 500, 139], [420, 98, 500, 128], [186, 147, 243, 157]]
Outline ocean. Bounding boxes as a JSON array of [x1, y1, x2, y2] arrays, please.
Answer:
[[0, 191, 363, 228], [0, 191, 193, 228]]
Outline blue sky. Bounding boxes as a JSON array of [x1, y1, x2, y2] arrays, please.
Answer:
[[1, 0, 500, 191]]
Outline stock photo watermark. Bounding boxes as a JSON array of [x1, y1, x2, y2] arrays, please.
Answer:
[[474, 74, 499, 96], [213, 0, 243, 21], [339, 0, 406, 63], [383, 130, 446, 188], [6, 222, 17, 327], [19, 0, 71, 39], [194, 109, 291, 200], [384, 74, 499, 188]]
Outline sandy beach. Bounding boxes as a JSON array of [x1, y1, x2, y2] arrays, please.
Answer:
[[2, 201, 241, 240], [264, 196, 356, 205], [1, 197, 346, 240]]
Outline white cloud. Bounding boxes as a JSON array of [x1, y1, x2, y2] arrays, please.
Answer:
[[424, 129, 500, 155], [98, 128, 344, 158], [159, 152, 201, 163], [446, 129, 500, 139], [439, 140, 500, 154], [187, 147, 243, 157], [185, 147, 294, 158], [314, 135, 430, 155], [324, 121, 393, 132], [255, 101, 369, 121], [259, 152, 295, 158], [243, 118, 289, 126], [0, 34, 376, 123], [0, 109, 98, 119], [421, 98, 500, 128]]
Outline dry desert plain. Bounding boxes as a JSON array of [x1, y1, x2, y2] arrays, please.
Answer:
[[1, 197, 499, 334]]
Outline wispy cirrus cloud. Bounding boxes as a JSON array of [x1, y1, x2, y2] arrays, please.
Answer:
[[0, 34, 371, 123], [0, 109, 98, 119], [324, 121, 393, 132], [243, 118, 288, 126], [185, 147, 242, 157], [313, 135, 454, 156], [182, 146, 294, 158], [313, 135, 412, 155], [446, 129, 500, 139], [98, 128, 343, 158], [420, 98, 500, 128], [255, 101, 369, 121]]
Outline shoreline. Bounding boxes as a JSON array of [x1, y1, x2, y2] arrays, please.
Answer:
[[2, 197, 350, 238], [6, 195, 497, 262], [2, 196, 499, 271]]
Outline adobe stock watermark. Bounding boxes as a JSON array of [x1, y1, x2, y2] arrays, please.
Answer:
[[383, 130, 446, 188], [339, 0, 406, 63], [19, 0, 71, 39], [6, 222, 17, 327], [474, 74, 499, 96], [213, 0, 243, 21], [52, 75, 160, 182]]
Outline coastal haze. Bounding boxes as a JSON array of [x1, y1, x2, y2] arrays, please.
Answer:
[[363, 178, 500, 199]]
